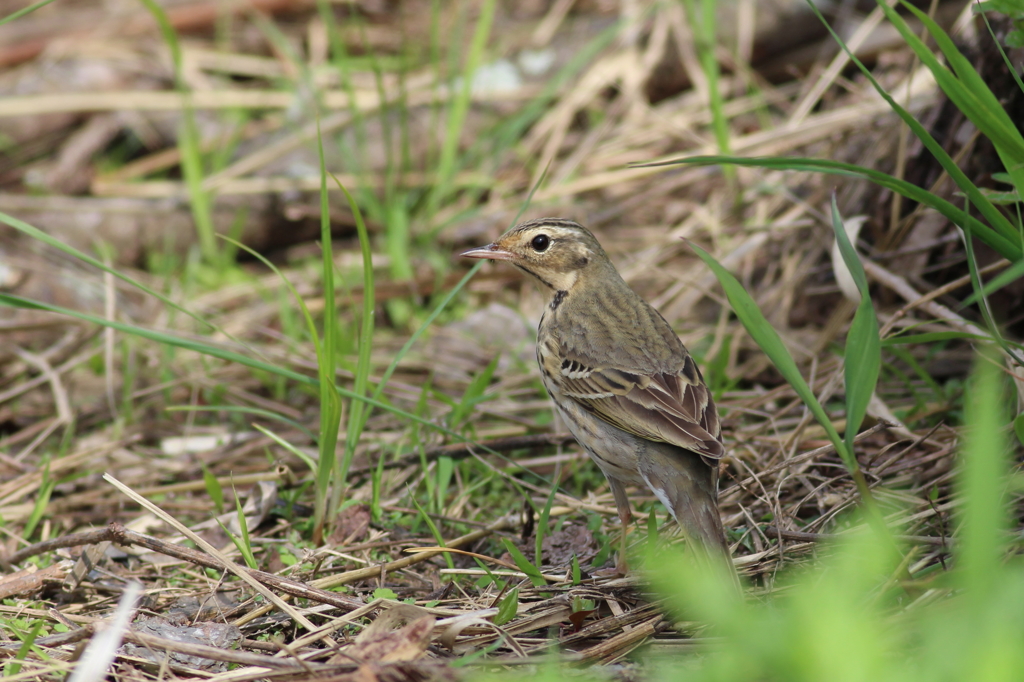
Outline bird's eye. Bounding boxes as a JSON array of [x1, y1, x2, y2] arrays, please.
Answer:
[[531, 234, 550, 252]]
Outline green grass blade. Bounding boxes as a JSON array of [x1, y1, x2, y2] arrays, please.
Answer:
[[882, 331, 997, 346], [535, 484, 558, 569], [471, 557, 505, 590], [502, 539, 547, 587], [895, 0, 1024, 195], [315, 127, 342, 537], [643, 156, 1021, 260], [217, 235, 323, 363], [201, 464, 224, 515], [962, 223, 1024, 365], [449, 355, 499, 429], [230, 487, 258, 570], [958, 349, 1011, 599], [0, 0, 56, 26], [843, 294, 881, 453], [434, 456, 454, 515], [0, 293, 501, 449], [138, 0, 218, 265], [6, 620, 45, 676], [688, 241, 903, 556], [169, 404, 317, 444], [687, 241, 853, 470], [424, 0, 496, 220], [960, 257, 1024, 308], [682, 0, 733, 185], [22, 464, 54, 541], [216, 231, 339, 530], [800, 0, 1023, 249], [0, 211, 239, 338], [371, 262, 484, 404], [494, 587, 519, 626], [831, 197, 881, 456], [976, 7, 1024, 115], [253, 424, 318, 474], [334, 181, 376, 489], [410, 495, 454, 570]]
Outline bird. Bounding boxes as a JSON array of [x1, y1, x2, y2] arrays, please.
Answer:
[[462, 218, 733, 577]]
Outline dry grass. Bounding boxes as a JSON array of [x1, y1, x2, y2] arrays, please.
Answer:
[[0, 0, 1020, 680]]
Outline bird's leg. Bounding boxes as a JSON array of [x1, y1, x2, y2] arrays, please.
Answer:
[[608, 478, 633, 576], [615, 506, 632, 575]]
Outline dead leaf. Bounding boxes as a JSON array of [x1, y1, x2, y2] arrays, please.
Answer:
[[541, 523, 598, 566], [329, 504, 372, 546], [334, 604, 435, 664]]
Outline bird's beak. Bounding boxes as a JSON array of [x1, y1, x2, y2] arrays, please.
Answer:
[[460, 243, 514, 261]]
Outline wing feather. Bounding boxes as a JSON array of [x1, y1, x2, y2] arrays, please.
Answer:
[[556, 350, 723, 460]]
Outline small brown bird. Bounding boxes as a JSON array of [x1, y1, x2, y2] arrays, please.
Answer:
[[462, 218, 732, 575]]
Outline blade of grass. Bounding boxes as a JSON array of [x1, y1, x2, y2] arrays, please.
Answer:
[[976, 5, 1024, 96], [831, 196, 881, 457], [253, 424, 317, 475], [472, 556, 507, 591], [682, 0, 734, 186], [689, 240, 913, 582], [686, 242, 894, 532], [409, 494, 455, 570], [424, 0, 496, 222], [687, 241, 851, 466], [882, 331, 999, 346], [0, 293, 503, 452], [138, 0, 219, 266], [201, 464, 224, 515], [369, 162, 557, 401], [434, 456, 454, 515], [22, 462, 54, 541], [640, 156, 1021, 261], [216, 231, 344, 532], [314, 125, 343, 543], [6, 620, 45, 676], [962, 221, 1024, 366], [0, 211, 241, 337], [333, 181, 376, 495], [894, 0, 1024, 197], [535, 484, 558, 569], [364, 163, 551, 409], [804, 0, 1022, 248], [501, 539, 547, 587], [448, 355, 500, 429], [223, 486, 257, 570], [168, 405, 317, 444], [0, 0, 57, 25], [959, 348, 1011, 601], [494, 587, 519, 626], [960, 257, 1024, 308]]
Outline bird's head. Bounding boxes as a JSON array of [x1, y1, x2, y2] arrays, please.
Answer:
[[460, 218, 612, 293]]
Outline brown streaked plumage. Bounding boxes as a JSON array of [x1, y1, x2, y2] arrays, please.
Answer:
[[462, 218, 733, 576]]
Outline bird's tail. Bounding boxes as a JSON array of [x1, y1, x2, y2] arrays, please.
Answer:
[[639, 444, 738, 586]]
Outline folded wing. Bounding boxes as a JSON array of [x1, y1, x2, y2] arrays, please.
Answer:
[[555, 348, 724, 462]]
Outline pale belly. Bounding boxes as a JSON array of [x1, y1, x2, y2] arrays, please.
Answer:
[[543, 374, 646, 488]]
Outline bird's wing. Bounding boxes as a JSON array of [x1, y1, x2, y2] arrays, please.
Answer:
[[549, 346, 724, 460]]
